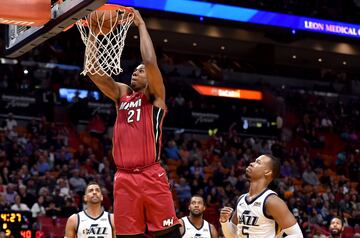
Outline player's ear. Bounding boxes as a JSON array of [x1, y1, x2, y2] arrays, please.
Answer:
[[83, 195, 87, 203], [264, 169, 272, 179]]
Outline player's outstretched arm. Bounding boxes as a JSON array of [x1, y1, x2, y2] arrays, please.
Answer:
[[219, 207, 237, 238], [266, 195, 303, 238], [64, 214, 77, 238], [131, 8, 166, 109]]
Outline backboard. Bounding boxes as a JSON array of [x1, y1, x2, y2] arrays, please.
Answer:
[[4, 0, 108, 58]]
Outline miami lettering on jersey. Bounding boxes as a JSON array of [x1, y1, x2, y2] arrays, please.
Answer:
[[119, 98, 142, 123], [119, 98, 142, 110]]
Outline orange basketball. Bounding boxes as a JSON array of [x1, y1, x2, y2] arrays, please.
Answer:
[[89, 10, 118, 35]]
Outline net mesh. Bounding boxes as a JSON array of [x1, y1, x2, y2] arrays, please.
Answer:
[[76, 7, 134, 77]]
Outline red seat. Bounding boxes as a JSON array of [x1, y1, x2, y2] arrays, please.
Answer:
[[37, 216, 53, 227], [40, 224, 53, 238], [56, 217, 68, 227], [342, 226, 354, 238], [51, 226, 65, 238]]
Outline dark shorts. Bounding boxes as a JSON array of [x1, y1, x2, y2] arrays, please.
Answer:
[[113, 163, 179, 235]]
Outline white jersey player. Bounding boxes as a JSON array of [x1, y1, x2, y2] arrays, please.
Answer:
[[77, 210, 113, 238], [235, 189, 278, 237], [65, 182, 116, 238], [179, 195, 218, 238], [220, 154, 303, 238]]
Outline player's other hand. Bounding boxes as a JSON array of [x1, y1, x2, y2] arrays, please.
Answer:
[[129, 8, 145, 27], [219, 207, 234, 223]]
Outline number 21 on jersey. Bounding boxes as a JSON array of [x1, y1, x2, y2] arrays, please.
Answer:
[[127, 109, 141, 123]]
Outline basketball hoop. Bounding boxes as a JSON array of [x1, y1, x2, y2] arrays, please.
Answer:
[[76, 4, 134, 77]]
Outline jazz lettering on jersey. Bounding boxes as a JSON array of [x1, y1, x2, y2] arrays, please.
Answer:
[[119, 99, 142, 110], [82, 224, 109, 235], [238, 210, 260, 227]]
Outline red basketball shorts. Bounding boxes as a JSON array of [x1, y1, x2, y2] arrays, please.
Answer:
[[113, 163, 179, 235]]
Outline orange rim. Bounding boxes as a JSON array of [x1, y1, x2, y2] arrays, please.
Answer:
[[63, 4, 133, 32], [97, 4, 133, 12]]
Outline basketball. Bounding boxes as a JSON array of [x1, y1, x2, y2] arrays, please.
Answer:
[[89, 10, 118, 35]]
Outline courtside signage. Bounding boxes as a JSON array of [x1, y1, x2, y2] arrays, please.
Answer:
[[192, 85, 262, 100], [109, 0, 360, 38]]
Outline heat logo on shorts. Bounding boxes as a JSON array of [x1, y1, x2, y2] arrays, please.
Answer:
[[162, 217, 174, 227]]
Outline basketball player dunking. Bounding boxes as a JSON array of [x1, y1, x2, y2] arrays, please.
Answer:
[[220, 154, 303, 238], [86, 8, 180, 238], [179, 195, 218, 238]]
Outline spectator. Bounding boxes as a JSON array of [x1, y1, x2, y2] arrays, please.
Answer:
[[88, 113, 106, 137], [189, 160, 205, 179], [165, 140, 181, 161], [280, 160, 292, 177], [45, 200, 61, 218], [18, 184, 35, 208], [5, 113, 17, 131], [4, 184, 17, 206], [69, 169, 87, 194], [31, 195, 46, 218], [221, 150, 237, 169], [175, 177, 192, 210], [57, 178, 70, 198], [302, 166, 320, 186], [10, 195, 30, 211], [62, 197, 78, 218]]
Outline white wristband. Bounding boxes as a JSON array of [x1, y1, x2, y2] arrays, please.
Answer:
[[282, 223, 303, 238], [220, 221, 237, 238]]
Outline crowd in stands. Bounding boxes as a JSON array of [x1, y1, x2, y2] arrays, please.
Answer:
[[0, 64, 359, 238]]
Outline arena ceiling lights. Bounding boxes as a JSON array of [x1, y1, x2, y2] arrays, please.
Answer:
[[109, 0, 360, 39]]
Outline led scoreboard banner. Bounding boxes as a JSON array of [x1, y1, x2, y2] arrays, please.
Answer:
[[0, 211, 43, 238], [108, 0, 360, 39]]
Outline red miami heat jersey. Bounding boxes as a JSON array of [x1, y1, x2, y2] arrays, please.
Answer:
[[113, 92, 166, 169]]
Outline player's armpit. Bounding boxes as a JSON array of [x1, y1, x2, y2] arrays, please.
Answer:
[[87, 73, 123, 102], [143, 62, 165, 102], [64, 214, 78, 238], [265, 195, 303, 237]]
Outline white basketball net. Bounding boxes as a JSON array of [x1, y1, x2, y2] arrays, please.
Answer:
[[76, 8, 134, 77]]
